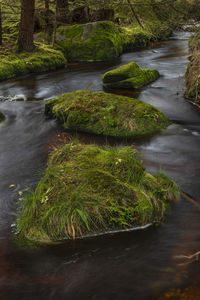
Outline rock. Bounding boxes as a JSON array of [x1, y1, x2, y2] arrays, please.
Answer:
[[70, 5, 90, 24], [90, 9, 114, 22], [15, 141, 179, 244], [55, 21, 124, 62], [102, 62, 160, 89], [45, 90, 169, 139], [0, 111, 5, 122]]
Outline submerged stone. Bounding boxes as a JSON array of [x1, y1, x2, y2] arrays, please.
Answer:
[[16, 142, 180, 244], [56, 21, 124, 62], [0, 43, 67, 82], [45, 90, 169, 139], [102, 62, 160, 89], [0, 111, 5, 122]]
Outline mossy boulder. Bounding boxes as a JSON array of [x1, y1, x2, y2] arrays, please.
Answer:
[[16, 142, 180, 244], [102, 62, 160, 89], [45, 90, 169, 139], [0, 111, 5, 122], [55, 21, 124, 62], [0, 43, 67, 81]]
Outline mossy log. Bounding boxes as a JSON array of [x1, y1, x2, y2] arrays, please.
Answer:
[[16, 142, 180, 244], [102, 62, 160, 89], [45, 90, 169, 139]]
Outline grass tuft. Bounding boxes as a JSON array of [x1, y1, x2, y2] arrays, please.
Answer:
[[16, 141, 180, 244]]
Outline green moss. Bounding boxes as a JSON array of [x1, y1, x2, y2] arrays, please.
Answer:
[[55, 20, 172, 62], [102, 62, 160, 89], [45, 90, 169, 139], [15, 142, 180, 244], [56, 21, 124, 62], [0, 43, 67, 82], [121, 21, 172, 51], [0, 111, 5, 122]]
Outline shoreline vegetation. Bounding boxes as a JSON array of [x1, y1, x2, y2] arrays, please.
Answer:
[[185, 30, 200, 107], [0, 20, 173, 82]]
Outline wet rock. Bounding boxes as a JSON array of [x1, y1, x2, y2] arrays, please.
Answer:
[[0, 111, 5, 122], [102, 62, 160, 89], [45, 90, 169, 139]]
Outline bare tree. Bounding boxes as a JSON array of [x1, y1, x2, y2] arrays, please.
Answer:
[[17, 0, 35, 52], [45, 0, 49, 10], [127, 0, 144, 28]]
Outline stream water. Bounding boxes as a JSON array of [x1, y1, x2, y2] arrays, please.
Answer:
[[0, 31, 200, 299]]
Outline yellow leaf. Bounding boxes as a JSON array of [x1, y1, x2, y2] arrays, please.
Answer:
[[18, 191, 23, 196], [9, 184, 15, 188]]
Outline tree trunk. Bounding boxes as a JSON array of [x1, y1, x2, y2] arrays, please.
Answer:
[[127, 0, 144, 29], [56, 0, 69, 24], [17, 0, 35, 52], [45, 0, 49, 10], [0, 4, 2, 46]]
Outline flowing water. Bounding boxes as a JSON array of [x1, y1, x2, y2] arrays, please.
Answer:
[[0, 31, 200, 299]]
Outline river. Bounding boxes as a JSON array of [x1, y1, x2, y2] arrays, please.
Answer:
[[0, 31, 200, 299]]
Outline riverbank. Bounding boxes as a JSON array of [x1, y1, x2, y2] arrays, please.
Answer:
[[0, 43, 67, 82], [0, 19, 172, 82], [185, 31, 200, 107]]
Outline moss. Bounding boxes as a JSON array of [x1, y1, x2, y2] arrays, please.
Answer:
[[102, 62, 160, 89], [15, 142, 180, 244], [56, 21, 124, 62], [0, 43, 67, 82], [45, 90, 169, 139], [0, 111, 5, 122], [121, 21, 172, 51], [55, 20, 172, 62]]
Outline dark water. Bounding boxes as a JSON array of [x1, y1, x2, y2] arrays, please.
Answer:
[[0, 31, 200, 299]]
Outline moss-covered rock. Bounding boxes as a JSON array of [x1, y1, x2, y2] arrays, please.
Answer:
[[16, 142, 180, 244], [0, 111, 5, 122], [102, 62, 160, 89], [56, 21, 124, 62], [45, 90, 169, 139], [121, 22, 172, 51], [0, 43, 67, 82]]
